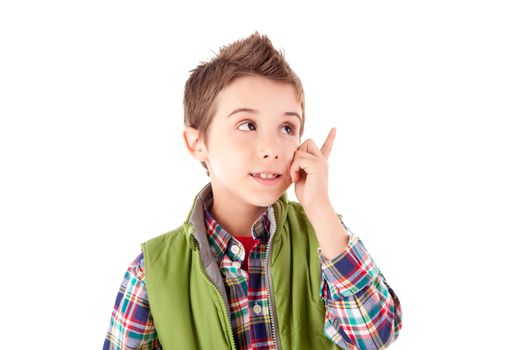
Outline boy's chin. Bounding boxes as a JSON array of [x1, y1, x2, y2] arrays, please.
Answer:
[[249, 189, 289, 207]]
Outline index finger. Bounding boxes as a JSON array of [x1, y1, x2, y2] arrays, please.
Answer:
[[320, 127, 337, 159]]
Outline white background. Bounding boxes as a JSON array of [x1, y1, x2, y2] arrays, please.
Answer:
[[1, 1, 524, 349]]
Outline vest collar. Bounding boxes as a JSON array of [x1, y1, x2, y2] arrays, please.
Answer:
[[184, 182, 289, 264]]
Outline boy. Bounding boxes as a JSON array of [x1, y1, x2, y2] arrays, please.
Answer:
[[104, 32, 402, 350]]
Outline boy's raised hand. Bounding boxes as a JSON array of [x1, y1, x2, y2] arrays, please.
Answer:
[[289, 127, 337, 213]]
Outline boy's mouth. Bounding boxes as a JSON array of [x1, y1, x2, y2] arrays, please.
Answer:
[[250, 173, 281, 180], [250, 172, 282, 186]]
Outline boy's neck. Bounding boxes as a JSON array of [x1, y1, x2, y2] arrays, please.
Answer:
[[209, 187, 268, 238]]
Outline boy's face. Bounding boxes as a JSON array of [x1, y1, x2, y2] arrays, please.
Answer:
[[186, 75, 302, 208]]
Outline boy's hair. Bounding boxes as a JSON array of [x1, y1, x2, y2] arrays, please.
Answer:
[[183, 31, 306, 176]]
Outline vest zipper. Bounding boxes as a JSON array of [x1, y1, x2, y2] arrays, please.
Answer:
[[265, 207, 281, 350], [194, 242, 237, 350]]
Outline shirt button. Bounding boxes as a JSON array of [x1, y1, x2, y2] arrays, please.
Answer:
[[230, 245, 240, 255], [232, 261, 241, 269], [253, 304, 262, 315]]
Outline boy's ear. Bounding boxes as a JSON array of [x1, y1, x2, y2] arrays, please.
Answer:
[[183, 127, 208, 161]]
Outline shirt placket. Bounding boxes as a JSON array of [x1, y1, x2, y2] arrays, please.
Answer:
[[224, 239, 252, 349]]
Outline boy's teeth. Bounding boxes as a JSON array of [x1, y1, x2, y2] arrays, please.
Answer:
[[254, 173, 278, 179]]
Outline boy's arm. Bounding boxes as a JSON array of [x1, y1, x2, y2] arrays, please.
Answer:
[[290, 129, 401, 348], [317, 220, 403, 350], [103, 253, 161, 350]]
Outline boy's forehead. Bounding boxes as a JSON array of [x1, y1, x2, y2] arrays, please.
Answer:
[[215, 76, 303, 120]]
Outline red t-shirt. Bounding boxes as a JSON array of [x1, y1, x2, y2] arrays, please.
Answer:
[[235, 235, 257, 271]]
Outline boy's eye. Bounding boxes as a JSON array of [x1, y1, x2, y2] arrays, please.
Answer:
[[282, 124, 297, 136], [238, 121, 256, 131]]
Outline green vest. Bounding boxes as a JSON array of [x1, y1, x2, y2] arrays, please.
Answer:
[[142, 183, 341, 349]]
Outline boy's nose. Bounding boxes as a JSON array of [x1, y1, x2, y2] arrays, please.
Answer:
[[258, 134, 280, 159]]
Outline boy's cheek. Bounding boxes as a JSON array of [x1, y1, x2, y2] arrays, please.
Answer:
[[284, 168, 294, 186], [289, 149, 298, 160]]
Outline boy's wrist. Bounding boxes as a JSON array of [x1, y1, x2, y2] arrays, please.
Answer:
[[302, 197, 332, 217]]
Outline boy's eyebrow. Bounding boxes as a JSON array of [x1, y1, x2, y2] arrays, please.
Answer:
[[227, 108, 302, 121]]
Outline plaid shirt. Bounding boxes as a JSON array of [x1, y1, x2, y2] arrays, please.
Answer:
[[104, 201, 402, 350]]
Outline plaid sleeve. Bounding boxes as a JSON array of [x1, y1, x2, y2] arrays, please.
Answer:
[[103, 253, 161, 350], [318, 222, 403, 350]]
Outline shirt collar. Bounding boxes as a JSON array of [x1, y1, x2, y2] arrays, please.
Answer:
[[203, 192, 271, 264]]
